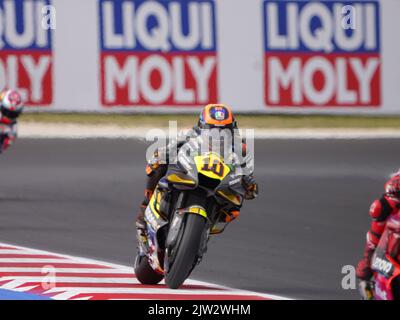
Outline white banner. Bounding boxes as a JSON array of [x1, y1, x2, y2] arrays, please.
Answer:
[[1, 0, 399, 114]]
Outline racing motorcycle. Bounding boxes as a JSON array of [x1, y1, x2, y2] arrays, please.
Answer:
[[134, 140, 248, 289], [362, 214, 400, 300]]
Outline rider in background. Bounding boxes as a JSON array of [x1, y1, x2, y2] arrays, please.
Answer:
[[135, 104, 259, 244], [356, 170, 400, 297], [0, 89, 24, 153]]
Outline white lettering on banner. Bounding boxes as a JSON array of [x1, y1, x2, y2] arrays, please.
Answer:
[[140, 56, 172, 104], [0, 0, 49, 49], [102, 1, 213, 51], [350, 58, 380, 104], [302, 57, 335, 105], [336, 58, 356, 104], [187, 57, 216, 103], [0, 56, 28, 100], [268, 58, 301, 104], [266, 2, 377, 53], [264, 0, 380, 107], [104, 55, 216, 105], [0, 0, 52, 106], [173, 58, 194, 103], [21, 56, 51, 103], [0, 55, 51, 103], [100, 0, 217, 106], [135, 2, 171, 51], [105, 57, 138, 103], [267, 56, 379, 105]]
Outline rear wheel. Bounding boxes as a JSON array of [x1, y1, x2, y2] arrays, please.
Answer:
[[165, 214, 206, 289], [134, 254, 164, 285]]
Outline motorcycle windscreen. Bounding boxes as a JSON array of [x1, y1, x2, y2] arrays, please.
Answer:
[[194, 152, 230, 181], [197, 128, 236, 164]]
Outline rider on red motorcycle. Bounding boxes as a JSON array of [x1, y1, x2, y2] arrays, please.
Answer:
[[135, 104, 258, 244], [356, 171, 400, 295], [0, 89, 24, 153]]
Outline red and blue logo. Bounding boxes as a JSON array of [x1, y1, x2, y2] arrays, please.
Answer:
[[263, 1, 381, 107], [99, 0, 218, 107], [0, 0, 53, 106]]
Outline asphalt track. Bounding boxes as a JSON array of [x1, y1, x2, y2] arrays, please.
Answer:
[[1, 138, 400, 299]]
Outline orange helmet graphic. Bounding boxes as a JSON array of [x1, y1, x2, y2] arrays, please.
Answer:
[[198, 104, 236, 130]]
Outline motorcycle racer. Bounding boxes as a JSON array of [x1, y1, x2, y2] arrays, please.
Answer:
[[356, 170, 400, 298], [0, 89, 24, 153], [135, 104, 258, 245]]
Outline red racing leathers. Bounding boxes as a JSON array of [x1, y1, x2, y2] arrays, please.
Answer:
[[0, 113, 17, 153], [356, 176, 400, 280]]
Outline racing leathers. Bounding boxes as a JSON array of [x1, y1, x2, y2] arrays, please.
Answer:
[[356, 180, 400, 281], [135, 126, 258, 233], [0, 113, 17, 154]]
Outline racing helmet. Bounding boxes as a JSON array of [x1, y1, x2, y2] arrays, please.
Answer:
[[0, 89, 24, 120], [385, 172, 400, 200], [198, 104, 238, 158], [198, 104, 237, 131]]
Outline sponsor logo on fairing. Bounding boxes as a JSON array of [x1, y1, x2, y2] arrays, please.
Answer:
[[99, 0, 218, 107], [263, 1, 381, 107], [0, 0, 53, 106], [372, 256, 393, 276]]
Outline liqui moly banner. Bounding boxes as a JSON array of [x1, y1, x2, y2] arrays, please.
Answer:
[[99, 0, 218, 107], [263, 1, 381, 108], [2, 0, 400, 114], [0, 0, 53, 106]]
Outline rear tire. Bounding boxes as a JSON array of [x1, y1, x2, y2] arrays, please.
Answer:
[[165, 214, 206, 289], [134, 254, 164, 285]]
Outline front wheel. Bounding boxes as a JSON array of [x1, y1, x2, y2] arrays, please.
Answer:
[[134, 254, 164, 285], [165, 214, 206, 289]]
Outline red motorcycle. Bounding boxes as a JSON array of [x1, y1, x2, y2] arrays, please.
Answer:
[[366, 214, 400, 300]]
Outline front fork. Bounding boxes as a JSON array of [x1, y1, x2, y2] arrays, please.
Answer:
[[165, 205, 211, 272]]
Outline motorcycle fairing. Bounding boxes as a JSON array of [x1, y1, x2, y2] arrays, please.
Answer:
[[139, 143, 247, 280], [372, 225, 400, 300], [194, 152, 230, 181]]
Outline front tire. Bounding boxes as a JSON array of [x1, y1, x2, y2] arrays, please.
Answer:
[[165, 214, 206, 289], [134, 254, 164, 285]]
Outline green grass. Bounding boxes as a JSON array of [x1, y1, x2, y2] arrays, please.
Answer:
[[20, 113, 400, 129]]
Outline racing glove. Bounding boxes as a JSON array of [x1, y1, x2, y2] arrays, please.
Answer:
[[356, 244, 375, 280], [242, 175, 258, 200]]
